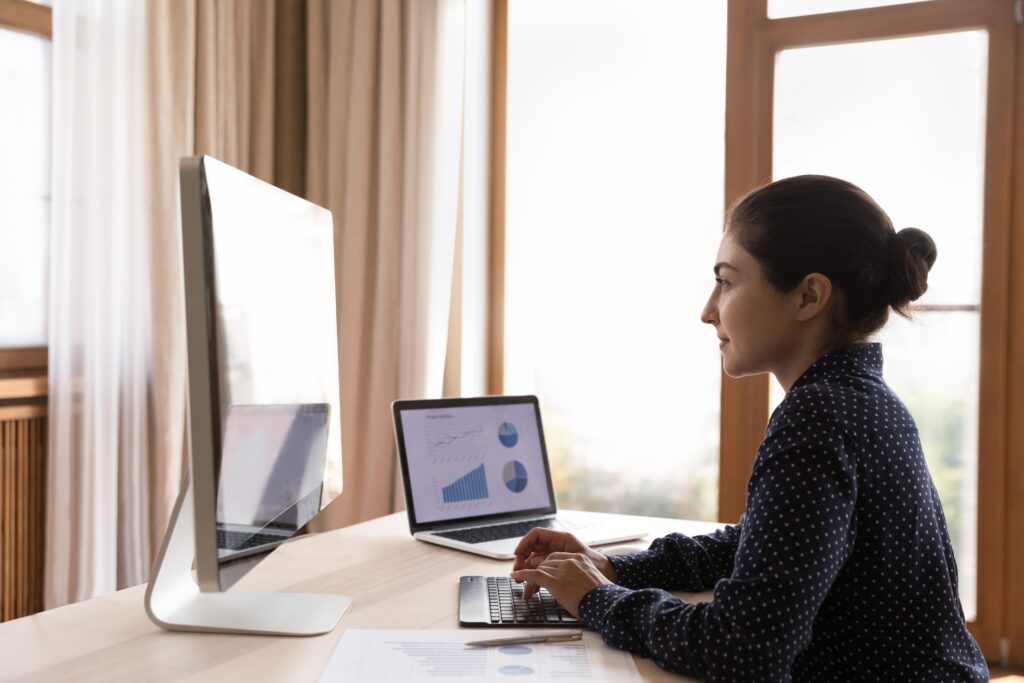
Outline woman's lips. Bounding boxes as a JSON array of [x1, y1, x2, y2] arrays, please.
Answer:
[[719, 338, 729, 349]]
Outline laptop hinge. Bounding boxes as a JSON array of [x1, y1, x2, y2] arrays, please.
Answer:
[[422, 513, 557, 534]]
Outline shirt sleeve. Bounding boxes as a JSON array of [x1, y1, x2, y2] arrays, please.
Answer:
[[607, 522, 743, 592], [578, 411, 858, 680]]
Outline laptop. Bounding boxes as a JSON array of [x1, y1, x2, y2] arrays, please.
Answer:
[[392, 395, 648, 559], [215, 403, 330, 562]]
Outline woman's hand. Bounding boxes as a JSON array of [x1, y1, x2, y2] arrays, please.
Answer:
[[509, 552, 613, 617], [511, 528, 618, 601]]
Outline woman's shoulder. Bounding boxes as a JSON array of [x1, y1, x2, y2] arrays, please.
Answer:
[[770, 370, 914, 443]]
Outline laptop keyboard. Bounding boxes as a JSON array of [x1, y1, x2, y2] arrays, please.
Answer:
[[487, 576, 580, 625], [217, 528, 286, 551], [434, 517, 589, 544]]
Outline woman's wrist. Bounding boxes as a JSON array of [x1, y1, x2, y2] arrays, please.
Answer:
[[596, 553, 618, 583]]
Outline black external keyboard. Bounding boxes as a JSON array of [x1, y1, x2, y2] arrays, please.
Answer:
[[486, 576, 580, 625], [217, 528, 286, 551], [434, 517, 587, 544]]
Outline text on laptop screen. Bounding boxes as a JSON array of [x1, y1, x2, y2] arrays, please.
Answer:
[[400, 402, 553, 524]]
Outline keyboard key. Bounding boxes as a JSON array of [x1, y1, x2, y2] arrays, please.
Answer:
[[484, 577, 579, 626]]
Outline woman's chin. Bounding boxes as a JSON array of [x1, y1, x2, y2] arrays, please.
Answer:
[[721, 354, 755, 379], [720, 357, 742, 378]]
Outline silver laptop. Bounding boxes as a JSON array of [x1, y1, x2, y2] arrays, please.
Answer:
[[392, 395, 647, 559]]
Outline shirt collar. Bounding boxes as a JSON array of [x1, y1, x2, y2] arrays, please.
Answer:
[[789, 342, 884, 392]]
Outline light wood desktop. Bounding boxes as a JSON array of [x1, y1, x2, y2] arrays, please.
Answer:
[[0, 511, 724, 682]]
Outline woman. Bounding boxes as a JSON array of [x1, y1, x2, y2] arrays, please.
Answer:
[[510, 175, 988, 682]]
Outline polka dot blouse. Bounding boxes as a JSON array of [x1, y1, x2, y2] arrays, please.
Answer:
[[578, 344, 988, 681]]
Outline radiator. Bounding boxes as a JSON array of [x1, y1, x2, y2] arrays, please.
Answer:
[[0, 407, 46, 621]]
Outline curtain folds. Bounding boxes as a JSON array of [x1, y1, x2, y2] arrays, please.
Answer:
[[46, 0, 477, 606], [48, 0, 155, 607], [306, 0, 406, 525]]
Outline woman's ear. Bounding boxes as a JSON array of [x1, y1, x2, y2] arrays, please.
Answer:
[[795, 272, 833, 322]]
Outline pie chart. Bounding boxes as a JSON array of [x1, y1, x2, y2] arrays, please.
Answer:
[[503, 460, 528, 493], [498, 421, 519, 448], [499, 665, 535, 676]]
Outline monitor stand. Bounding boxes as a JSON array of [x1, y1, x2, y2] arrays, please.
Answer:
[[144, 479, 351, 635]]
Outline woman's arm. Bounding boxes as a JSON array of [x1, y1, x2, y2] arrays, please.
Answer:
[[578, 411, 858, 680], [607, 522, 743, 592]]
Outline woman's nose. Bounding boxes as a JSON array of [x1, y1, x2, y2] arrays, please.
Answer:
[[700, 296, 717, 326]]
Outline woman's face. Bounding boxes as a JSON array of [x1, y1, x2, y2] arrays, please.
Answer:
[[700, 230, 803, 379]]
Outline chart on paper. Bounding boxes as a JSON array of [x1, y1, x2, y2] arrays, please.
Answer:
[[319, 630, 642, 682]]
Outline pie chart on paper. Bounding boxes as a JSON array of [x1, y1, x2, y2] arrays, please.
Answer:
[[498, 421, 519, 448], [503, 460, 528, 493]]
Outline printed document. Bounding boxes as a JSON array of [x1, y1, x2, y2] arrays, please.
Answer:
[[319, 629, 641, 682]]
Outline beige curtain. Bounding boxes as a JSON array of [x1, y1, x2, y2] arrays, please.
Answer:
[[47, 0, 472, 607], [183, 0, 409, 527], [182, 0, 475, 528], [305, 0, 406, 525], [145, 0, 196, 585]]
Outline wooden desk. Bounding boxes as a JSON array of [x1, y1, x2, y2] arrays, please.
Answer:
[[0, 511, 723, 681]]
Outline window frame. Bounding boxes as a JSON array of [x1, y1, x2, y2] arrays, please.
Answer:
[[491, 0, 1022, 667], [0, 0, 51, 373], [0, 0, 50, 39]]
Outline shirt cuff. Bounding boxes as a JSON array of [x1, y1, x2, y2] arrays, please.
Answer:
[[578, 583, 633, 631]]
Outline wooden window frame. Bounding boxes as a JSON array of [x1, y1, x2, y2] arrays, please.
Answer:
[[491, 0, 1023, 668], [0, 0, 50, 38], [0, 0, 51, 375]]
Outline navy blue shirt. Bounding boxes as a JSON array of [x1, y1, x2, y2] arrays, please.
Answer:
[[578, 344, 987, 682]]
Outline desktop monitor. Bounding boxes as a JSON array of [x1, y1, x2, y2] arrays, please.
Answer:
[[145, 156, 350, 635]]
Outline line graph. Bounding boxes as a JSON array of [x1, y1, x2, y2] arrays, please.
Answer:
[[430, 425, 484, 449], [425, 421, 485, 461]]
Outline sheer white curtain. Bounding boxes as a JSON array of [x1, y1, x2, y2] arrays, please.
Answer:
[[400, 0, 467, 402], [47, 0, 154, 606]]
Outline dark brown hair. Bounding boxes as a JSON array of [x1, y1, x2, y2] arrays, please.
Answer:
[[727, 175, 937, 347]]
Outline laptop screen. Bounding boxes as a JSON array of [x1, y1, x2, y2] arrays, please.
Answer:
[[396, 398, 556, 526]]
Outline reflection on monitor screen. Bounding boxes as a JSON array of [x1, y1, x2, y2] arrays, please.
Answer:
[[216, 404, 329, 564]]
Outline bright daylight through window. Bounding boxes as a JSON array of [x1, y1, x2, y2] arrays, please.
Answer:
[[0, 27, 50, 347], [505, 0, 727, 522]]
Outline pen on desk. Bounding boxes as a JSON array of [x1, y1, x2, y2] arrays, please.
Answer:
[[465, 631, 583, 647]]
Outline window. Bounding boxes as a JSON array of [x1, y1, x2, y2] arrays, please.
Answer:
[[769, 30, 988, 618], [504, 0, 727, 521], [723, 0, 1018, 661], [0, 0, 51, 352], [495, 0, 1022, 665]]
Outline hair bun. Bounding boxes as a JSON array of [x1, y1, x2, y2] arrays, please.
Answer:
[[886, 227, 937, 309]]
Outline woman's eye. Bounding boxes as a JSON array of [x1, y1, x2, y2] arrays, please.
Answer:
[[715, 277, 729, 287]]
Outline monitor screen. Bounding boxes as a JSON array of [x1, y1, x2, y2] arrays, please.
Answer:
[[398, 401, 554, 525], [200, 156, 342, 586]]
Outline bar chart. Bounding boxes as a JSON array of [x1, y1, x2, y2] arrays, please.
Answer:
[[441, 464, 489, 503]]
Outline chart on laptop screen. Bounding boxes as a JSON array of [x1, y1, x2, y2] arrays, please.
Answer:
[[400, 402, 553, 524]]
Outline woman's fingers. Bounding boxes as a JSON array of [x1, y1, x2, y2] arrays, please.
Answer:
[[513, 528, 553, 569], [513, 529, 582, 569], [510, 567, 555, 589], [511, 554, 608, 619]]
